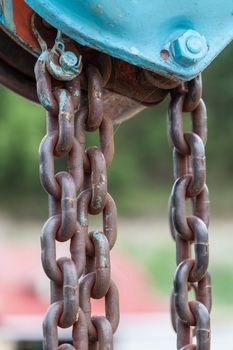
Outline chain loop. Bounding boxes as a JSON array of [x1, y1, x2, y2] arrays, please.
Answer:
[[56, 257, 79, 328], [87, 147, 107, 215], [88, 231, 111, 299], [80, 273, 120, 342], [168, 75, 211, 349], [86, 65, 104, 131]]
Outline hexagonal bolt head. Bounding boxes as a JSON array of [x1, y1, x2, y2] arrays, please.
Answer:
[[171, 30, 208, 67]]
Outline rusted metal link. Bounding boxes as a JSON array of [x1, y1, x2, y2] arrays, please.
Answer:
[[35, 51, 81, 115], [169, 194, 177, 241], [103, 194, 118, 249], [184, 132, 206, 197], [68, 137, 84, 193], [87, 147, 107, 215], [53, 89, 75, 156], [56, 257, 79, 328], [197, 273, 212, 313], [80, 273, 120, 342], [168, 93, 189, 155], [39, 132, 84, 198], [99, 116, 115, 167], [175, 235, 190, 265], [171, 175, 194, 241], [89, 231, 111, 299], [43, 302, 87, 350], [173, 150, 188, 181], [183, 75, 202, 113], [34, 52, 59, 114], [75, 111, 115, 172], [75, 107, 88, 166], [193, 185, 210, 228], [77, 189, 117, 255], [189, 301, 210, 350], [39, 132, 61, 198], [176, 318, 191, 350], [66, 77, 81, 112], [41, 215, 63, 284], [191, 100, 207, 146], [54, 172, 77, 242], [41, 215, 85, 284], [43, 301, 65, 350], [186, 216, 209, 283], [91, 316, 113, 350], [168, 92, 207, 158], [86, 65, 103, 131], [171, 288, 178, 332], [174, 258, 210, 335], [174, 259, 196, 326]]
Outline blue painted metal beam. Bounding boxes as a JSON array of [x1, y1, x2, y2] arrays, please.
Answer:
[[13, 1, 233, 80]]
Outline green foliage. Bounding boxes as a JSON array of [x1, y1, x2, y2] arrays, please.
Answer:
[[0, 87, 46, 216], [122, 237, 233, 307], [0, 43, 233, 216]]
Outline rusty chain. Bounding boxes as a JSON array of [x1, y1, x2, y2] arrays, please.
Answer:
[[34, 27, 119, 350], [32, 15, 214, 350], [168, 75, 212, 350]]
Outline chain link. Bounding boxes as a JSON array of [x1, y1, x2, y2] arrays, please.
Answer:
[[168, 75, 212, 350], [35, 29, 119, 350]]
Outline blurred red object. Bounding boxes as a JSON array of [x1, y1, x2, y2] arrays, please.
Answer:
[[0, 244, 166, 318]]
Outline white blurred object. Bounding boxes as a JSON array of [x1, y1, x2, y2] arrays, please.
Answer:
[[0, 313, 233, 349]]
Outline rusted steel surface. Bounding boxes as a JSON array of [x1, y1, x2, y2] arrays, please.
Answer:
[[36, 29, 119, 350], [168, 76, 212, 349]]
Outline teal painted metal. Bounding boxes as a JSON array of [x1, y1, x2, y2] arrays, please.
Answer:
[[0, 0, 15, 32], [10, 1, 233, 80]]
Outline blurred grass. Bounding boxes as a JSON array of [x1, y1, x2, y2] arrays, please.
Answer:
[[121, 231, 233, 309]]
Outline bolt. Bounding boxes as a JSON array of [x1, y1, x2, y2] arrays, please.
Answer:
[[60, 51, 78, 72], [171, 30, 208, 67]]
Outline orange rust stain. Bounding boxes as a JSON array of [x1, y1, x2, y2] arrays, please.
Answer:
[[12, 0, 39, 49]]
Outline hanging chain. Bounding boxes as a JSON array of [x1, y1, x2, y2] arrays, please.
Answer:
[[34, 25, 119, 350], [168, 75, 212, 350]]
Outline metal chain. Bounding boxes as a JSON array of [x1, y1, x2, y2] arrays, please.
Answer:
[[168, 75, 212, 350], [34, 28, 119, 350]]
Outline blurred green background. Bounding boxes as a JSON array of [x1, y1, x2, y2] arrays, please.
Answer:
[[0, 43, 233, 312]]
